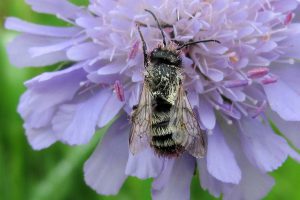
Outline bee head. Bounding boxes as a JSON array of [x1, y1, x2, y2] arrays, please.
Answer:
[[150, 47, 182, 66]]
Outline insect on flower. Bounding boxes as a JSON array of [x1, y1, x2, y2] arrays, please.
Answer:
[[129, 9, 220, 158]]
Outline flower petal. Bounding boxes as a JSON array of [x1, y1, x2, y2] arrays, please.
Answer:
[[207, 125, 241, 184], [222, 164, 275, 200], [197, 96, 216, 130], [198, 123, 275, 200], [52, 89, 111, 145], [25, 0, 82, 19], [270, 63, 300, 96], [97, 60, 125, 75], [198, 159, 223, 198], [264, 79, 300, 121], [23, 124, 57, 150], [84, 115, 129, 195], [5, 17, 80, 37], [66, 42, 102, 61], [18, 64, 86, 128], [6, 34, 68, 67], [28, 35, 86, 58], [240, 118, 291, 172], [97, 91, 125, 127], [125, 147, 164, 179], [206, 68, 224, 82], [152, 154, 195, 200], [268, 110, 300, 149]]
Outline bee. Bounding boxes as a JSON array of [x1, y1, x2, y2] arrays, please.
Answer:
[[129, 9, 219, 158]]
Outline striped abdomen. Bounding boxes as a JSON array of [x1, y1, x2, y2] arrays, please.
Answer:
[[150, 98, 184, 157]]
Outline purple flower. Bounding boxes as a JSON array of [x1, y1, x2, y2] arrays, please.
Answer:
[[5, 0, 300, 199]]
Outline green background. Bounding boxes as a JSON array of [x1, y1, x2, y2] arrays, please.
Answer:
[[0, 0, 300, 199]]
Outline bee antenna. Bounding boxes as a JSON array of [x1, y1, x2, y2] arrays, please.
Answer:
[[176, 39, 221, 50], [145, 9, 167, 46], [136, 23, 148, 66]]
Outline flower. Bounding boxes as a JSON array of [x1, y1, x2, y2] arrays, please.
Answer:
[[5, 0, 300, 199]]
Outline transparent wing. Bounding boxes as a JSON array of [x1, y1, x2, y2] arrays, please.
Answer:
[[170, 85, 207, 158], [129, 81, 152, 155]]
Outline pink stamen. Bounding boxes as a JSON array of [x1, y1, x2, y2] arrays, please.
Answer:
[[261, 75, 278, 85], [224, 80, 249, 88], [128, 41, 140, 60], [247, 67, 270, 79], [284, 12, 294, 25], [114, 80, 125, 102]]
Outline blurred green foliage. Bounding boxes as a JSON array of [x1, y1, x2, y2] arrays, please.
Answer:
[[0, 1, 300, 200]]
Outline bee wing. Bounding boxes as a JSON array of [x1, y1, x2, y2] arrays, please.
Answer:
[[129, 81, 152, 155], [170, 85, 207, 158]]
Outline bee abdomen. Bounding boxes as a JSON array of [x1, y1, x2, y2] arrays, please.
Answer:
[[150, 131, 184, 157], [151, 133, 175, 146]]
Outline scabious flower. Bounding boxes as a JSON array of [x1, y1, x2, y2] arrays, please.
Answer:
[[5, 0, 300, 199]]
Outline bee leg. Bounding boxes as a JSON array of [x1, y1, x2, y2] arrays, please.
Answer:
[[136, 24, 148, 67]]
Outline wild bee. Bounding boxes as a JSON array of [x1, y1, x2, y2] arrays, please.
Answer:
[[129, 9, 220, 158]]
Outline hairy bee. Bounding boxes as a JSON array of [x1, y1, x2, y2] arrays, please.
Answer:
[[129, 9, 219, 158]]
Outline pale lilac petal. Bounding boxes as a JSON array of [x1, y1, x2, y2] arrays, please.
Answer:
[[270, 63, 300, 94], [52, 89, 111, 145], [264, 79, 300, 121], [240, 118, 292, 172], [24, 124, 57, 150], [25, 0, 83, 19], [207, 125, 241, 184], [249, 56, 271, 66], [66, 42, 102, 61], [198, 159, 223, 198], [75, 16, 102, 28], [273, 0, 298, 13], [281, 37, 300, 59], [199, 123, 275, 200], [152, 154, 195, 200], [151, 158, 175, 191], [222, 133, 276, 200], [25, 60, 84, 84], [223, 165, 275, 200], [84, 115, 129, 195], [97, 91, 125, 127], [6, 34, 68, 67], [256, 11, 278, 23], [87, 73, 122, 85], [97, 60, 125, 75], [255, 41, 277, 53], [18, 91, 56, 129], [268, 110, 300, 149], [18, 64, 86, 128], [206, 68, 224, 82], [28, 35, 87, 58], [5, 17, 81, 37], [197, 96, 216, 130], [125, 147, 164, 179]]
